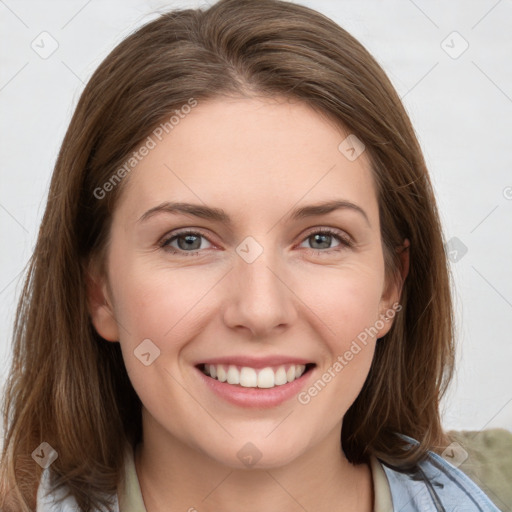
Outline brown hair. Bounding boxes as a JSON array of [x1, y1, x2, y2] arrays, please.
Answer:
[[0, 0, 455, 509]]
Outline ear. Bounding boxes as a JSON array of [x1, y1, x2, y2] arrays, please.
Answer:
[[375, 238, 410, 338], [84, 258, 119, 342]]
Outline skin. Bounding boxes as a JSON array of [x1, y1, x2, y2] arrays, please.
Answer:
[[87, 96, 409, 512]]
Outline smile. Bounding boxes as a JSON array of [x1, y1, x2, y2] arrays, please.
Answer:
[[194, 354, 317, 408]]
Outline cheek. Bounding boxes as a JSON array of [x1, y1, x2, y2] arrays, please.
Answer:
[[297, 274, 380, 417], [110, 257, 207, 340], [111, 267, 202, 423], [295, 264, 383, 398], [298, 262, 384, 342], [109, 262, 220, 398]]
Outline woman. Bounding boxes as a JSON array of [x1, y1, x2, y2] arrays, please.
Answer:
[[0, 0, 506, 510]]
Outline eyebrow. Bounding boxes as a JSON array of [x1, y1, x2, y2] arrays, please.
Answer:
[[137, 199, 370, 227]]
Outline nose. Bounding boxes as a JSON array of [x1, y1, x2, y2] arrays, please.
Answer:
[[222, 245, 298, 339]]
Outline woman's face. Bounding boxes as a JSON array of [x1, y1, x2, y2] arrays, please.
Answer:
[[88, 96, 406, 468]]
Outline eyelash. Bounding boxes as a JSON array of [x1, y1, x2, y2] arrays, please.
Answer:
[[158, 228, 354, 257]]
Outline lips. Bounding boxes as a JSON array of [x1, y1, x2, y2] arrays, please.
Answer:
[[194, 358, 317, 408], [195, 355, 316, 390]]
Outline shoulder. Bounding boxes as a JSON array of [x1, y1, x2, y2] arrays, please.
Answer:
[[378, 432, 505, 511], [446, 427, 512, 510]]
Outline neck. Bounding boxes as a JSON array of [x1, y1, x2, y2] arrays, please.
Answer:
[[134, 413, 373, 512]]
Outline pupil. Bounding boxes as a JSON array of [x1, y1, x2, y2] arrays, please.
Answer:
[[179, 234, 200, 250], [312, 233, 330, 249]]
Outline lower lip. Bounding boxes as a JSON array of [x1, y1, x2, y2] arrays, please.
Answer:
[[195, 365, 316, 409]]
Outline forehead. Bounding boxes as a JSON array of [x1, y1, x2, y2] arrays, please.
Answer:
[[114, 96, 379, 227]]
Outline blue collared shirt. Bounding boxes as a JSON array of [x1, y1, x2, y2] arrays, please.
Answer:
[[380, 434, 502, 511], [37, 433, 503, 511]]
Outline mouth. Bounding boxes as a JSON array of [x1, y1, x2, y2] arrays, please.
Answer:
[[196, 362, 316, 389]]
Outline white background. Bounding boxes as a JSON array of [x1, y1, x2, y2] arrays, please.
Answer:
[[1, 0, 511, 440]]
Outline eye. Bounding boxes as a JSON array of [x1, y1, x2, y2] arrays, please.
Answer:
[[159, 227, 353, 256], [159, 229, 213, 256], [297, 228, 353, 254]]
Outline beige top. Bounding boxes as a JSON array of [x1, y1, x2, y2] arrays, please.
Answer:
[[117, 443, 394, 511]]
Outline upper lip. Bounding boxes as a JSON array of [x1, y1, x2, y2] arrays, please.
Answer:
[[196, 355, 315, 369]]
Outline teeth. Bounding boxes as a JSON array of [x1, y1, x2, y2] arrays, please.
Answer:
[[203, 363, 308, 388], [217, 365, 227, 382], [274, 366, 287, 385], [257, 367, 274, 388], [227, 365, 240, 385], [240, 367, 258, 387]]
